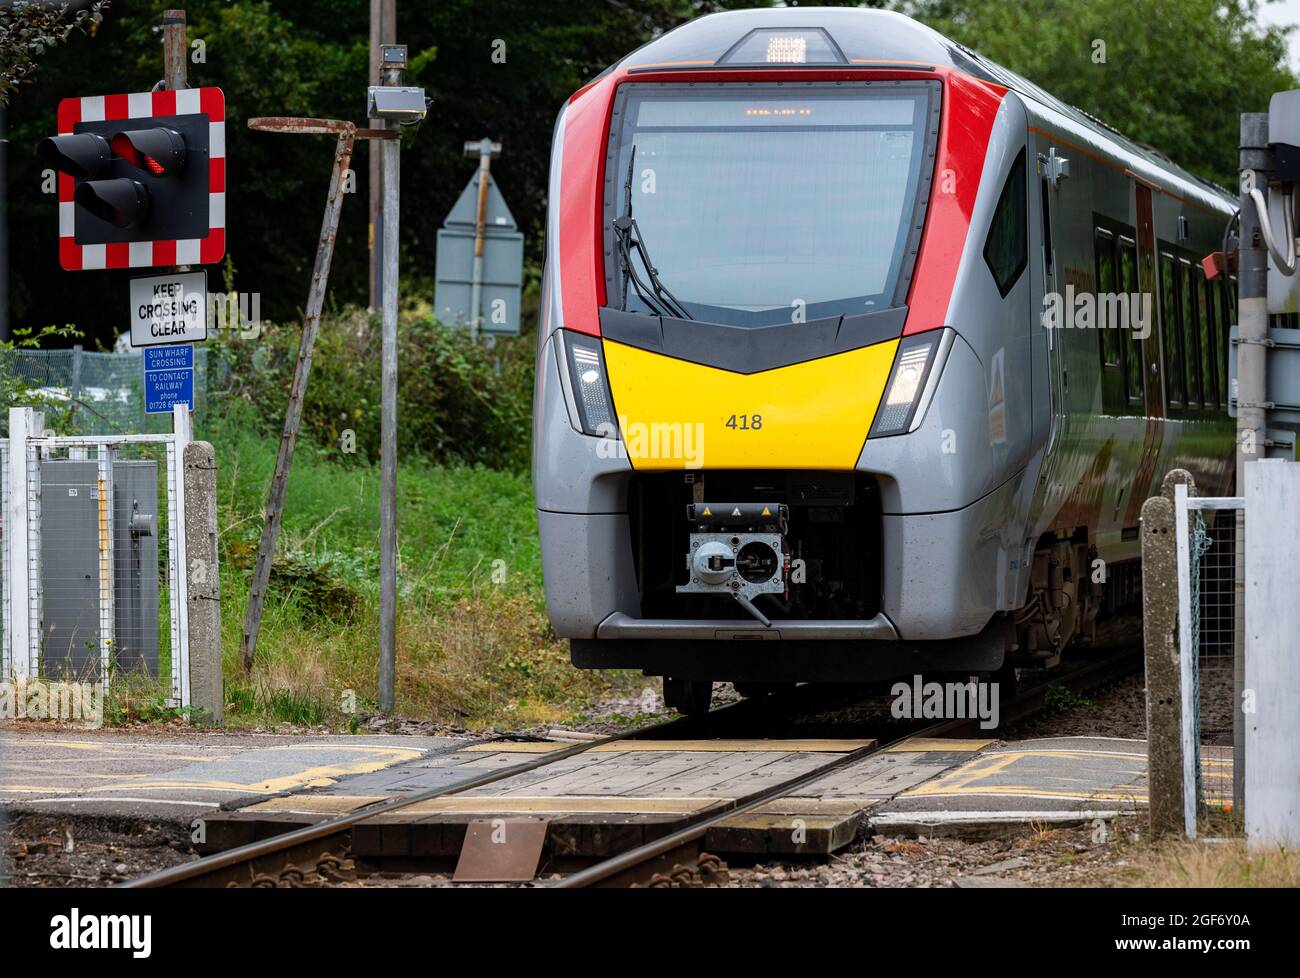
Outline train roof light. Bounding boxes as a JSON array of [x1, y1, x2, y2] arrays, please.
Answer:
[[719, 28, 846, 66], [766, 36, 807, 64]]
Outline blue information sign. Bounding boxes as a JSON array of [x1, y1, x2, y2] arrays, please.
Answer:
[[143, 344, 195, 415]]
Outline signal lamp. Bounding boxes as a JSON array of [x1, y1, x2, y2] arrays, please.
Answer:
[[39, 132, 113, 181], [74, 178, 150, 229], [111, 128, 187, 177]]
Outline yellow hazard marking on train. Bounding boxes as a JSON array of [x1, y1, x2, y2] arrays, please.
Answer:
[[602, 338, 899, 470]]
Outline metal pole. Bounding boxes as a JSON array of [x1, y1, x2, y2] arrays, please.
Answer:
[[241, 121, 357, 672], [163, 10, 189, 446], [69, 344, 82, 424], [469, 143, 492, 343], [377, 65, 402, 714], [367, 0, 389, 313], [1235, 112, 1270, 816]]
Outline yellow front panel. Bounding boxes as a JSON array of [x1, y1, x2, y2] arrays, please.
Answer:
[[602, 338, 899, 470]]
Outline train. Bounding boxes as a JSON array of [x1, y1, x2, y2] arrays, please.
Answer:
[[531, 6, 1237, 715]]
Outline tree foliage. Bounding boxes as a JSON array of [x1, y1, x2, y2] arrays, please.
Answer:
[[4, 0, 1297, 343], [905, 0, 1296, 188], [0, 0, 107, 103]]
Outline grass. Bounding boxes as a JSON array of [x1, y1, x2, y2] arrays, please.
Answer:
[[1130, 838, 1300, 887], [196, 415, 640, 730]]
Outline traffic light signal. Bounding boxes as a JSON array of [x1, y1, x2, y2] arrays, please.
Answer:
[[47, 88, 225, 270]]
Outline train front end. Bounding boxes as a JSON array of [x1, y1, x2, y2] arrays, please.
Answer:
[[534, 9, 1032, 700]]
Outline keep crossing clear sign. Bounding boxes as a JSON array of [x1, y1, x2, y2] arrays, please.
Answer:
[[129, 270, 208, 347], [143, 344, 195, 415]]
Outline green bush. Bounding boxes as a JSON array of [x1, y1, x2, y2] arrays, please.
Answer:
[[209, 307, 534, 471]]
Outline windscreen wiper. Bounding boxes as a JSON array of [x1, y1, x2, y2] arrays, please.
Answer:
[[613, 145, 693, 321]]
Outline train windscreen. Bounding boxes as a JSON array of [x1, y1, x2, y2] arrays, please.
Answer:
[[609, 84, 934, 326]]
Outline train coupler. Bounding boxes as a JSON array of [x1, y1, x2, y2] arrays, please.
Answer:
[[675, 502, 789, 626]]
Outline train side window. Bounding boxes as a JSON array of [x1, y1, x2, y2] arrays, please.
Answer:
[[1094, 228, 1126, 410], [984, 151, 1028, 297], [1179, 258, 1202, 406], [1119, 236, 1144, 404], [1198, 274, 1218, 408], [1040, 177, 1053, 276], [1159, 253, 1185, 406], [1095, 230, 1120, 363]]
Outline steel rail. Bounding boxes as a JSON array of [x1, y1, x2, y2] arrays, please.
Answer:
[[121, 688, 803, 888], [553, 647, 1141, 888], [123, 647, 1138, 887], [121, 712, 700, 888]]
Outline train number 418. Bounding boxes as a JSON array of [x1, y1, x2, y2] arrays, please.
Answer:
[[725, 414, 763, 430]]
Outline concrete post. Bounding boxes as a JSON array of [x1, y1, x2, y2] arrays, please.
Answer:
[[1244, 459, 1300, 847], [1141, 468, 1196, 837], [183, 441, 222, 725]]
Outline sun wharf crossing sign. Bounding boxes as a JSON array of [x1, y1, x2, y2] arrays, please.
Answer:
[[143, 343, 195, 414], [129, 270, 208, 347]]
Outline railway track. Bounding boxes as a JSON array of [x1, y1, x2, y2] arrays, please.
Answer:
[[557, 646, 1141, 887], [121, 646, 1140, 889]]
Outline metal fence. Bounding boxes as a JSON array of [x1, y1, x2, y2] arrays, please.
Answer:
[[1174, 485, 1242, 835], [1, 347, 211, 435], [2, 406, 193, 709]]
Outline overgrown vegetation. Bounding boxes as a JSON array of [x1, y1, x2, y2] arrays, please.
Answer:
[[1127, 838, 1300, 887], [194, 314, 636, 729], [209, 304, 534, 471], [0, 0, 106, 103]]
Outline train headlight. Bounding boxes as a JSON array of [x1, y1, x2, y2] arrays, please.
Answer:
[[870, 334, 940, 437], [563, 331, 619, 438]]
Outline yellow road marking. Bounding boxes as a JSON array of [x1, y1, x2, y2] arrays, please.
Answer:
[[460, 742, 568, 753], [905, 786, 1149, 802], [462, 739, 874, 754], [258, 743, 425, 756], [885, 738, 995, 753], [242, 795, 388, 814], [402, 796, 722, 815]]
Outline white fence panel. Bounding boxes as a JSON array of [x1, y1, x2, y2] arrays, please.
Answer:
[[3, 405, 194, 710]]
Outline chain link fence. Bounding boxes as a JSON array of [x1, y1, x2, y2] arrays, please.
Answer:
[[1175, 487, 1241, 831], [1, 347, 212, 435]]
